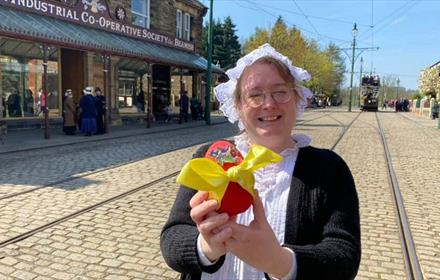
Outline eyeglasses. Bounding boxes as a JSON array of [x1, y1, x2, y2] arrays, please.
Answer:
[[242, 88, 296, 108]]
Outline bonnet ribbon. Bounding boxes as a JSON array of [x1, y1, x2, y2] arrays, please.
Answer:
[[176, 145, 282, 207]]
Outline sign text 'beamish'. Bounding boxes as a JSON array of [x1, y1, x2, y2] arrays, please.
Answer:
[[0, 0, 195, 52]]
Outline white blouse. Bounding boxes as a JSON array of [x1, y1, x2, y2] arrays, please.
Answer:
[[199, 134, 311, 280]]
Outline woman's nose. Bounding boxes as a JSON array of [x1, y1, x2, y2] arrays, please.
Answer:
[[261, 94, 277, 108]]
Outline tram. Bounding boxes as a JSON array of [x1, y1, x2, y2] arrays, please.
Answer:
[[360, 74, 380, 111]]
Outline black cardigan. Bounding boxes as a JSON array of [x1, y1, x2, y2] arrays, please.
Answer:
[[160, 144, 361, 280]]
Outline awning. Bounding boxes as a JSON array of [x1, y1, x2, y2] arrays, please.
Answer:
[[0, 6, 223, 73]]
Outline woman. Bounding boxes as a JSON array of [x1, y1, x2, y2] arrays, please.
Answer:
[[63, 89, 76, 135], [161, 44, 361, 280], [79, 86, 97, 136]]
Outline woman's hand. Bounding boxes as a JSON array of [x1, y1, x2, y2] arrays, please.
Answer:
[[224, 194, 293, 278], [190, 191, 233, 262]]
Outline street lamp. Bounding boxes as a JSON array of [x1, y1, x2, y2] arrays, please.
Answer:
[[348, 23, 358, 112], [396, 77, 400, 99]]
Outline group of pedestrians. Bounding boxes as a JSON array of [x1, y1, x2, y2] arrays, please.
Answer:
[[62, 86, 106, 136], [167, 91, 203, 124]]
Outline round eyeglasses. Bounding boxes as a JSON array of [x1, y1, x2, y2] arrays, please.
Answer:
[[242, 88, 296, 108]]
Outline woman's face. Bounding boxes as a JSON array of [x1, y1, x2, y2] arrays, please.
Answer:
[[237, 62, 297, 149]]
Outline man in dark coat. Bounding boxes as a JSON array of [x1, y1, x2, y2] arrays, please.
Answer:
[[95, 87, 106, 134], [179, 91, 189, 123]]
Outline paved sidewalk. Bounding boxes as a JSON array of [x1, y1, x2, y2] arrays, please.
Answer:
[[0, 116, 228, 154]]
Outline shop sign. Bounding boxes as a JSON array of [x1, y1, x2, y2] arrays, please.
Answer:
[[0, 0, 195, 52]]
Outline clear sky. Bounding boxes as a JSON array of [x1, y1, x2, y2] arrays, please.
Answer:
[[199, 0, 440, 90]]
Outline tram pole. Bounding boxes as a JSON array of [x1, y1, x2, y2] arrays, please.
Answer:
[[204, 0, 214, 125], [348, 23, 357, 112], [358, 57, 363, 108], [41, 45, 50, 139]]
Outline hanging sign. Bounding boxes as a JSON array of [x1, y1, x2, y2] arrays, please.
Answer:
[[0, 0, 195, 52]]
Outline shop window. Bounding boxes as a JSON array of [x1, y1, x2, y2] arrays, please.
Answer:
[[118, 75, 136, 113], [132, 0, 150, 28], [176, 10, 182, 39], [0, 41, 59, 119], [183, 13, 191, 41]]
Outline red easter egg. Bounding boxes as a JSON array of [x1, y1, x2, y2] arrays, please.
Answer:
[[217, 182, 253, 216], [205, 141, 253, 215]]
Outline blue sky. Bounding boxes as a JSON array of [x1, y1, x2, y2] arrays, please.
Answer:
[[199, 0, 440, 90]]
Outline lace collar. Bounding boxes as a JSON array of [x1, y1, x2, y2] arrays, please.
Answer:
[[234, 133, 311, 157]]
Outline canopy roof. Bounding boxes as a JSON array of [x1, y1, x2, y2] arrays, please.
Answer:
[[0, 6, 223, 73]]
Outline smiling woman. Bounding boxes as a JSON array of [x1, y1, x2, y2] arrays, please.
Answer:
[[161, 43, 361, 280]]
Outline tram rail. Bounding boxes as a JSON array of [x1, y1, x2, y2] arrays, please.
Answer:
[[0, 120, 229, 156], [0, 111, 330, 201], [375, 112, 424, 280], [0, 110, 355, 250], [397, 112, 440, 145]]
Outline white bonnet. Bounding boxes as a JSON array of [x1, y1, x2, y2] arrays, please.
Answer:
[[83, 86, 93, 95], [214, 43, 313, 128]]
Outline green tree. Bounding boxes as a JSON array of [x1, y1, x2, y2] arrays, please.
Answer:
[[202, 17, 242, 70], [242, 16, 345, 97], [325, 43, 346, 98], [202, 19, 223, 65], [219, 17, 241, 69]]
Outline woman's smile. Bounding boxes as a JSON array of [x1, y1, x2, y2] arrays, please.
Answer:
[[258, 115, 282, 122]]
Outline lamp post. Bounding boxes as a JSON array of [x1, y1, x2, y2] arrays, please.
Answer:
[[348, 23, 358, 112], [396, 77, 400, 99], [204, 0, 214, 125], [358, 56, 363, 108]]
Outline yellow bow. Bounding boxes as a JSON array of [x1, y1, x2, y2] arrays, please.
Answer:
[[176, 145, 283, 207]]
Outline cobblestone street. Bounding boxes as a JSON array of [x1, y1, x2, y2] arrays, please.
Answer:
[[0, 110, 439, 279]]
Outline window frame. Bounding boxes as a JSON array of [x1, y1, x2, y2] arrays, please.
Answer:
[[183, 13, 191, 41], [131, 0, 150, 29], [176, 9, 183, 39]]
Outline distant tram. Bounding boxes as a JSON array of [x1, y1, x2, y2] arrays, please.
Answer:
[[360, 75, 380, 111]]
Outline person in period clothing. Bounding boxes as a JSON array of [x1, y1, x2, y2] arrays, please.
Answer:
[[7, 89, 21, 117], [161, 44, 361, 280], [94, 87, 106, 134], [63, 89, 76, 135], [164, 102, 173, 123], [179, 91, 189, 123], [190, 96, 201, 120], [23, 89, 34, 116], [79, 86, 97, 136], [136, 90, 145, 113]]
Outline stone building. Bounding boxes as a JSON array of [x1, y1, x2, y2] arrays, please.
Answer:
[[0, 0, 221, 126]]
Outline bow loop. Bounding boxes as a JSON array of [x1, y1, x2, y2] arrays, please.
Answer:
[[176, 145, 282, 208]]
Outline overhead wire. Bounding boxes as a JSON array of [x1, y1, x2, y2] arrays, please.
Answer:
[[358, 0, 420, 40], [291, 0, 321, 37], [235, 0, 353, 45]]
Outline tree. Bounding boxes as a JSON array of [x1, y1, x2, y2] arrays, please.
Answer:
[[202, 17, 242, 70], [325, 43, 346, 97], [220, 17, 241, 69], [242, 16, 345, 98], [419, 66, 440, 98], [381, 74, 399, 100]]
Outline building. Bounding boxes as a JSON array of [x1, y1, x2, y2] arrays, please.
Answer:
[[0, 0, 222, 128]]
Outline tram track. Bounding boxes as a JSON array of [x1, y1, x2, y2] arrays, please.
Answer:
[[0, 111, 329, 201], [397, 113, 440, 145], [0, 172, 179, 248], [0, 110, 357, 250], [375, 112, 424, 280], [0, 119, 229, 156], [0, 138, 219, 201]]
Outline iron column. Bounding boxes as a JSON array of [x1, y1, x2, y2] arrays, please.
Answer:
[[358, 56, 363, 107], [204, 0, 214, 125], [348, 23, 358, 112]]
